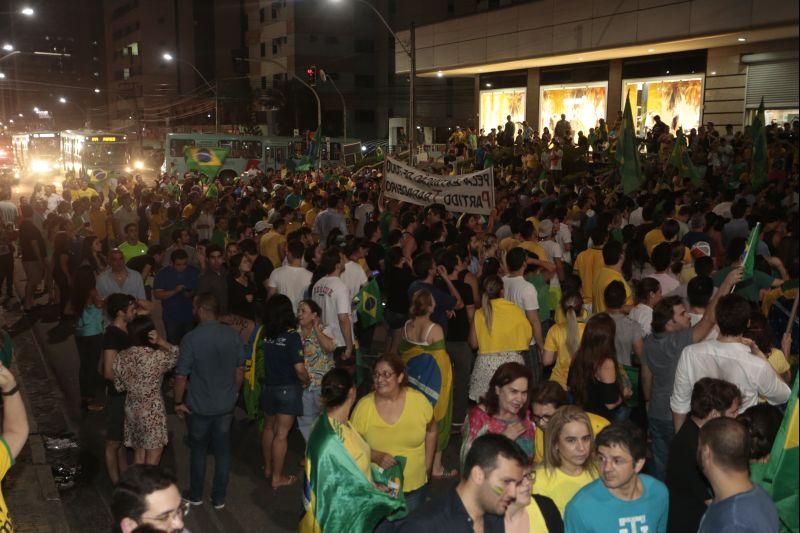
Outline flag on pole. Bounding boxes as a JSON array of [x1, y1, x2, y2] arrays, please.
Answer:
[[740, 223, 761, 281], [300, 415, 405, 533], [667, 128, 702, 186], [753, 375, 799, 533], [184, 146, 229, 179], [615, 92, 644, 195], [750, 97, 768, 190], [357, 278, 383, 328]]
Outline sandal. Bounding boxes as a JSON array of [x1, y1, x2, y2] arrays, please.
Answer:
[[271, 474, 297, 489]]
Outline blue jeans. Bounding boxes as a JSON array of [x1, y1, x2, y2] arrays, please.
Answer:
[[298, 388, 321, 442], [187, 412, 234, 504], [648, 417, 674, 482], [404, 483, 429, 512]]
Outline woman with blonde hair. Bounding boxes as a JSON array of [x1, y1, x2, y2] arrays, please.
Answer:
[[468, 274, 532, 402], [542, 290, 585, 390], [531, 405, 598, 516], [399, 288, 455, 478]]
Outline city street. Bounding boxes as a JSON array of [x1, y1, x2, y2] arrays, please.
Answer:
[[5, 258, 460, 532]]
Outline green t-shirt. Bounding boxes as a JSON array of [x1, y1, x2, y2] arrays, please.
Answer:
[[525, 274, 552, 321], [713, 265, 774, 303], [118, 241, 149, 264]]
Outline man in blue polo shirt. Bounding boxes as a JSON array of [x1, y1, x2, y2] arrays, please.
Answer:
[[154, 248, 199, 344], [565, 422, 668, 533]]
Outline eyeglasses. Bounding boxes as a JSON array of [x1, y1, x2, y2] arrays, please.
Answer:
[[373, 370, 396, 380], [140, 500, 189, 524], [532, 413, 552, 424]]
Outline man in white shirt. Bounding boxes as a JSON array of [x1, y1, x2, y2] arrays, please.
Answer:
[[311, 247, 354, 363], [338, 240, 367, 318], [537, 219, 564, 286], [670, 293, 791, 431], [192, 198, 215, 242], [353, 191, 374, 238], [502, 247, 544, 376], [266, 240, 312, 311]]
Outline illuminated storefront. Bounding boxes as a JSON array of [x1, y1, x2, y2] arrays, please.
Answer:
[[539, 82, 608, 141], [622, 76, 704, 135], [479, 87, 527, 133]]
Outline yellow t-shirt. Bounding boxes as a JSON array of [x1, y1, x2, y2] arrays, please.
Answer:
[[76, 187, 99, 199], [299, 200, 312, 215], [544, 321, 587, 390], [525, 498, 549, 531], [148, 212, 164, 244], [500, 237, 521, 252], [181, 203, 196, 220], [89, 209, 108, 240], [474, 298, 533, 353], [644, 228, 666, 257], [305, 208, 319, 228], [574, 248, 604, 304], [533, 413, 609, 465], [531, 466, 597, 516], [768, 348, 791, 377], [0, 436, 13, 530], [526, 217, 541, 234], [259, 230, 286, 268], [592, 267, 632, 314], [519, 240, 551, 262], [350, 389, 433, 492]]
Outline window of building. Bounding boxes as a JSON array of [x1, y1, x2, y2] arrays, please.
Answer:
[[447, 0, 455, 14], [259, 7, 265, 23], [272, 6, 278, 19], [273, 73, 285, 84], [325, 35, 339, 45], [261, 76, 267, 89], [354, 39, 374, 53], [355, 74, 374, 88], [123, 68, 131, 79], [260, 42, 266, 57], [128, 42, 139, 56], [355, 109, 374, 123]]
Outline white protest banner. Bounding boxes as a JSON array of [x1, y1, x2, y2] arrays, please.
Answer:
[[382, 156, 495, 215]]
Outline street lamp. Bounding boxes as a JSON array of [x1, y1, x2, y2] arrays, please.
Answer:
[[58, 97, 89, 127], [20, 7, 34, 16], [162, 52, 218, 132], [329, 0, 416, 161], [1, 44, 12, 52]]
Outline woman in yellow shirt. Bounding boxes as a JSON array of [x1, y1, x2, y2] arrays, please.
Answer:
[[350, 355, 436, 512], [531, 405, 598, 516], [469, 275, 532, 402], [542, 291, 586, 390], [504, 463, 564, 532]]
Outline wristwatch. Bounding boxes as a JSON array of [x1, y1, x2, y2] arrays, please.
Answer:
[[2, 384, 19, 396]]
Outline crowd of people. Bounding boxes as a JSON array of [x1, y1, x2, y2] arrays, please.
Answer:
[[0, 112, 796, 533]]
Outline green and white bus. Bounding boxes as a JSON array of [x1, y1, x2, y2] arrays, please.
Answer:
[[60, 130, 130, 179], [162, 133, 294, 179], [12, 131, 61, 175]]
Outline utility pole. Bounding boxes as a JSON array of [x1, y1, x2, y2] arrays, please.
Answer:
[[409, 21, 416, 164]]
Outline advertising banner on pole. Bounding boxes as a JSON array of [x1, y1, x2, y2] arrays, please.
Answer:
[[383, 157, 495, 215]]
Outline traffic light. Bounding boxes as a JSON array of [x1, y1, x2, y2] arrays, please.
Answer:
[[306, 65, 317, 86]]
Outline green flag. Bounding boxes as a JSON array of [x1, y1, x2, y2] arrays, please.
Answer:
[[357, 278, 383, 328], [751, 97, 768, 190], [740, 223, 761, 281], [754, 375, 799, 533], [616, 92, 644, 195], [184, 146, 229, 180], [667, 128, 702, 186], [300, 415, 405, 532]]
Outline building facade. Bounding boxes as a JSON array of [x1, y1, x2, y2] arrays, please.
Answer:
[[394, 0, 799, 139]]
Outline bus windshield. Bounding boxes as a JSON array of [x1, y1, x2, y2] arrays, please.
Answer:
[[30, 138, 60, 156], [83, 143, 127, 166]]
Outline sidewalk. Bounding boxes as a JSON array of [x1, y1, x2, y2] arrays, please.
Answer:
[[4, 302, 72, 532]]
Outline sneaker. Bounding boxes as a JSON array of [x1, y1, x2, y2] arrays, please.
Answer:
[[182, 493, 202, 506], [212, 501, 225, 510]]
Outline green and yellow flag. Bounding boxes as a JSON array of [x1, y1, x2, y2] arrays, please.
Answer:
[[357, 278, 383, 328], [300, 415, 405, 533], [740, 223, 761, 281], [184, 146, 229, 180], [750, 97, 768, 191], [667, 128, 702, 186], [754, 374, 799, 533], [242, 325, 264, 423], [615, 92, 644, 195]]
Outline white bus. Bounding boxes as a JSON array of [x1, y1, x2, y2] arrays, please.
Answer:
[[60, 130, 130, 179], [12, 131, 61, 174], [162, 133, 294, 179]]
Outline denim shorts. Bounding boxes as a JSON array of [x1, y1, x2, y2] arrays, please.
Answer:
[[260, 384, 303, 416]]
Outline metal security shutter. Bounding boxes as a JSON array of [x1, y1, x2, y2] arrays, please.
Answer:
[[745, 61, 799, 109]]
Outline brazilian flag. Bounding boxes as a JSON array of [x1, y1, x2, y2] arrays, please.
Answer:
[[184, 146, 229, 180], [300, 415, 405, 532], [740, 222, 761, 281], [89, 169, 112, 190], [357, 278, 383, 328], [616, 92, 644, 195], [242, 325, 264, 424], [667, 128, 702, 186]]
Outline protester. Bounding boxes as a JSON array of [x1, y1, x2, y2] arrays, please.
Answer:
[[295, 299, 335, 443], [0, 361, 30, 530], [503, 461, 564, 533], [153, 249, 199, 344], [71, 264, 105, 411], [111, 465, 186, 533]]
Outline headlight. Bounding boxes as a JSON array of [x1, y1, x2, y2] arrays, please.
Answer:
[[0, 149, 6, 158], [125, 167, 132, 173], [31, 159, 50, 173], [133, 160, 144, 170]]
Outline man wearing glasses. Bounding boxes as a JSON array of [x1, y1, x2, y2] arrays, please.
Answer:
[[563, 422, 668, 533], [112, 465, 187, 533]]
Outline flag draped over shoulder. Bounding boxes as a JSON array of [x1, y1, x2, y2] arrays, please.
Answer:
[[399, 339, 453, 452], [184, 146, 229, 179], [740, 223, 761, 281], [242, 325, 264, 423], [357, 278, 383, 328], [753, 375, 799, 533], [750, 97, 768, 190], [300, 415, 405, 533], [616, 92, 644, 195], [667, 128, 702, 186]]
